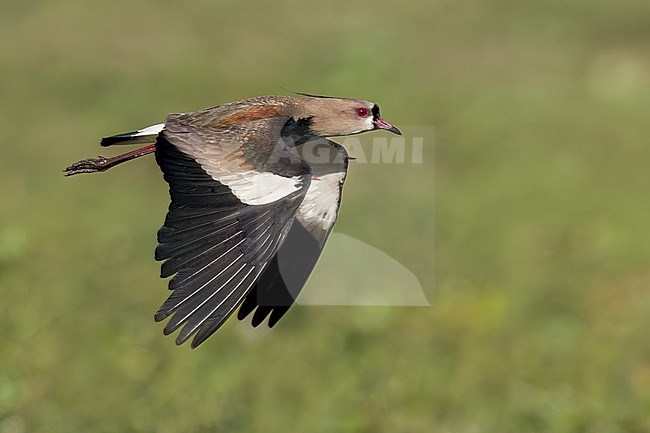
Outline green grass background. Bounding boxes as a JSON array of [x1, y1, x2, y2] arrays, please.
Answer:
[[1, 0, 649, 432]]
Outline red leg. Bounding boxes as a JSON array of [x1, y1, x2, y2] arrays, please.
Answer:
[[64, 144, 156, 176]]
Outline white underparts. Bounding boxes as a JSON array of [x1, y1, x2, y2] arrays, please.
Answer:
[[297, 172, 345, 230]]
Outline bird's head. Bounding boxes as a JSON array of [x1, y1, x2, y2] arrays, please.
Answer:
[[291, 95, 401, 137]]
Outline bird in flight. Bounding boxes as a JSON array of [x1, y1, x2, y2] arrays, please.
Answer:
[[65, 94, 401, 347]]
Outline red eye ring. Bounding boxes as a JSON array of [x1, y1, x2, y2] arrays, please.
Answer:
[[355, 108, 370, 118]]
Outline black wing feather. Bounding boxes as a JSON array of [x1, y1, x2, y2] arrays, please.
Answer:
[[238, 221, 326, 327], [237, 139, 348, 327], [154, 136, 308, 346]]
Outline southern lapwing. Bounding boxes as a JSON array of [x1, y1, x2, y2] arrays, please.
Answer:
[[65, 94, 401, 347]]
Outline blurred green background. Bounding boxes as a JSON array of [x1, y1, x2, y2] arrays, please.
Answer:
[[1, 0, 649, 432]]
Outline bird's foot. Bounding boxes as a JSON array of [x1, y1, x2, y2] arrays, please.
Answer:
[[64, 156, 110, 176], [64, 144, 157, 177]]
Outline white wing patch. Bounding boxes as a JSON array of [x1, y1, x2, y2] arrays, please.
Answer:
[[166, 129, 305, 206], [218, 172, 303, 205], [297, 172, 345, 230]]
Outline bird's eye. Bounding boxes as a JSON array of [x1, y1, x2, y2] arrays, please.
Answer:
[[355, 108, 370, 118]]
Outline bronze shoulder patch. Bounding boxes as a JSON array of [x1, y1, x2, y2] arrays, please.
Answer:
[[213, 105, 282, 127]]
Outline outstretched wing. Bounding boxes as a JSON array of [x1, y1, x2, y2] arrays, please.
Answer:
[[238, 139, 349, 327], [154, 114, 311, 347]]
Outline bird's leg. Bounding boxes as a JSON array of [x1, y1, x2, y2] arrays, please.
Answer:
[[64, 144, 156, 176]]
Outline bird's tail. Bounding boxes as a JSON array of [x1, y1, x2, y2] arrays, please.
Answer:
[[101, 123, 165, 147]]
